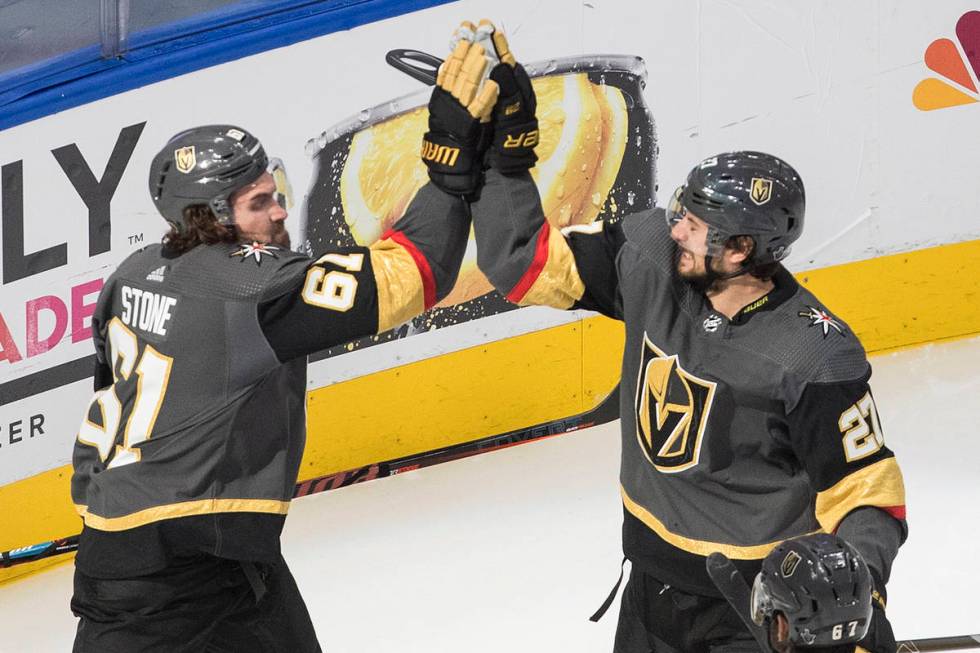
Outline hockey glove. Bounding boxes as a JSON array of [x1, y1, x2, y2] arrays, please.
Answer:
[[855, 576, 896, 653], [479, 21, 539, 174], [422, 21, 499, 197]]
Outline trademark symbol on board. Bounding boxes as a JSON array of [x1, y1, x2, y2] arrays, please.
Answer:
[[128, 233, 143, 245]]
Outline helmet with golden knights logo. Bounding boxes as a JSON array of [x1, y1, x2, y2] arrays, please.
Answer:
[[148, 125, 271, 228], [750, 533, 873, 648], [667, 151, 806, 267]]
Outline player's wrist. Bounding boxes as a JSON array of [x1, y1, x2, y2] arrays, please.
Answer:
[[858, 568, 895, 653]]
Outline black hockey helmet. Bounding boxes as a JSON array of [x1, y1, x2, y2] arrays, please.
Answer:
[[148, 125, 269, 228], [750, 534, 872, 648], [666, 151, 805, 266]]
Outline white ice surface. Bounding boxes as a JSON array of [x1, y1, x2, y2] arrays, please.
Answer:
[[1, 336, 978, 652]]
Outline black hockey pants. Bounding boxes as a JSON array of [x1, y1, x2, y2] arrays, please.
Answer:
[[71, 553, 321, 653], [613, 567, 758, 653]]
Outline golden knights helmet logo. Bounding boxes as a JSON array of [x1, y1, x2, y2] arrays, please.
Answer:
[[780, 550, 803, 577], [174, 146, 197, 173], [634, 334, 717, 473], [750, 177, 773, 205]]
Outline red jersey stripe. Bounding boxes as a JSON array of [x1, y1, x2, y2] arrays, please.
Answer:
[[382, 230, 437, 309], [506, 222, 551, 303], [881, 505, 907, 520]]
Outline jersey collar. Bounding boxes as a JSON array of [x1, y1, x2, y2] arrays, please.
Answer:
[[728, 265, 798, 325]]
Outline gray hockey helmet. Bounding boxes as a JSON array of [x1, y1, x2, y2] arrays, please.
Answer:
[[667, 151, 805, 265], [148, 125, 269, 227], [751, 534, 873, 647]]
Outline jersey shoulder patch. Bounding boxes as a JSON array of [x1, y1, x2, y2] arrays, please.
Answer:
[[765, 285, 869, 385], [165, 242, 310, 302]]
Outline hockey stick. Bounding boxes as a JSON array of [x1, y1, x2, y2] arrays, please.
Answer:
[[706, 552, 980, 652], [896, 635, 980, 651], [706, 551, 771, 652], [2, 383, 622, 569]]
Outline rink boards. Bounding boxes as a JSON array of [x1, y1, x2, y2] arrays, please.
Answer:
[[2, 0, 979, 583]]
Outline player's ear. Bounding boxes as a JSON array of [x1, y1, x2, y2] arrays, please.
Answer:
[[726, 235, 755, 264], [770, 613, 792, 652]]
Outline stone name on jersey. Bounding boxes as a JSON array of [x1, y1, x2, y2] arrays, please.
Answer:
[[120, 286, 178, 336]]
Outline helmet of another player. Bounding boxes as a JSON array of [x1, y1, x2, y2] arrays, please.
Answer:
[[666, 151, 805, 269], [148, 125, 280, 229], [751, 534, 873, 648]]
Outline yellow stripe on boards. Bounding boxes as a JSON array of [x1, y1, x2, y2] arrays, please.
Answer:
[[302, 320, 595, 477], [0, 464, 76, 585], [583, 316, 626, 408], [795, 238, 980, 352]]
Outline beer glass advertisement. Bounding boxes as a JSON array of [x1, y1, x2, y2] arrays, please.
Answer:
[[299, 52, 655, 362]]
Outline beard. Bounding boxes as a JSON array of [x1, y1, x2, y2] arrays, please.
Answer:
[[674, 247, 721, 293], [238, 223, 291, 249], [269, 224, 291, 249]]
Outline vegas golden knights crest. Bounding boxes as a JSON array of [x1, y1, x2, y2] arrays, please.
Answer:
[[780, 550, 803, 577], [750, 177, 773, 205], [634, 334, 717, 473], [174, 146, 197, 173]]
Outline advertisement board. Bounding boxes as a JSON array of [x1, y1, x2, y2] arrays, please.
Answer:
[[1, 1, 978, 572]]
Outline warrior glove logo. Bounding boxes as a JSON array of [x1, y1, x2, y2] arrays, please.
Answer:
[[750, 177, 773, 205], [174, 146, 197, 173], [421, 140, 461, 167], [634, 334, 717, 473]]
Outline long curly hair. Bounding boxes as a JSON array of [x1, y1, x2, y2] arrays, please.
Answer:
[[162, 205, 237, 254]]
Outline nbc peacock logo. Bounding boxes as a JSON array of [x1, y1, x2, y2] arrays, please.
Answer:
[[913, 10, 980, 111]]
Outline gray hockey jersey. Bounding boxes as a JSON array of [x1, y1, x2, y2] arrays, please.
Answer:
[[472, 170, 906, 595], [72, 183, 470, 577]]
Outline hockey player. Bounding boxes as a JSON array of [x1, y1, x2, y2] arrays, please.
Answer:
[[750, 534, 879, 653], [462, 25, 906, 653], [69, 43, 497, 652]]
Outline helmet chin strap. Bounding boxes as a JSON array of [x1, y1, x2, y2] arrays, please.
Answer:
[[679, 253, 724, 293], [703, 254, 754, 285], [715, 257, 757, 281]]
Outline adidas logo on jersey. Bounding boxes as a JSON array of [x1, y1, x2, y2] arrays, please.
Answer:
[[146, 265, 168, 282]]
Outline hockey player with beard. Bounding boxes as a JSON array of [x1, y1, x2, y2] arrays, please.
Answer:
[[449, 23, 908, 653]]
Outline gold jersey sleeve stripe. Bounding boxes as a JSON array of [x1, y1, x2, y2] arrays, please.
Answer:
[[621, 486, 819, 560], [369, 237, 426, 333], [814, 456, 906, 533], [509, 224, 586, 309], [75, 498, 290, 532]]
